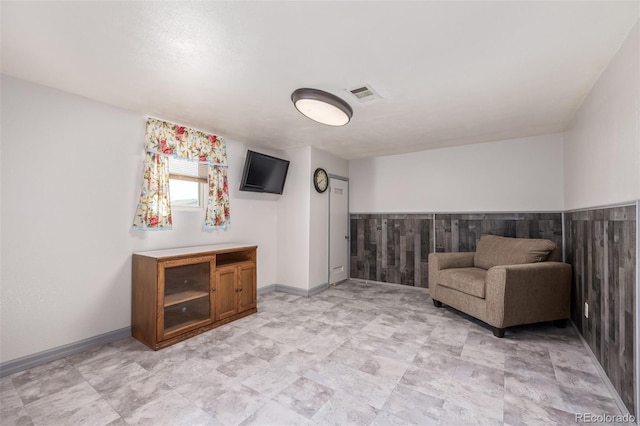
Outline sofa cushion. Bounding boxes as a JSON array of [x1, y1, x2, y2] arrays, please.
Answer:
[[474, 235, 556, 270], [438, 267, 487, 299]]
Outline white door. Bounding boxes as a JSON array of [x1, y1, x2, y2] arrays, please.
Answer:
[[329, 178, 349, 284]]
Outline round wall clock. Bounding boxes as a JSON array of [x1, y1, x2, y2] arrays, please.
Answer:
[[313, 168, 329, 193]]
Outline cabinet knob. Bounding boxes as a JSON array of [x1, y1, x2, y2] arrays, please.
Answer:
[[211, 288, 216, 292]]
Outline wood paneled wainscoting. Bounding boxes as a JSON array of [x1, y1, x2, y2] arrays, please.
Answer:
[[565, 204, 637, 417], [434, 212, 563, 253], [350, 214, 433, 287]]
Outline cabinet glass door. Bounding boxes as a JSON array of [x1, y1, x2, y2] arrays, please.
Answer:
[[162, 260, 212, 337]]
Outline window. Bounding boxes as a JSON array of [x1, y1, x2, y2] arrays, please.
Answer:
[[168, 157, 208, 208]]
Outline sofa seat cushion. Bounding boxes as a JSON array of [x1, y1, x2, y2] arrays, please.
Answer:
[[474, 235, 556, 270], [438, 267, 487, 299]]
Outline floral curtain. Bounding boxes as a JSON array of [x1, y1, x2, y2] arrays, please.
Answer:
[[133, 152, 172, 229], [133, 118, 230, 230]]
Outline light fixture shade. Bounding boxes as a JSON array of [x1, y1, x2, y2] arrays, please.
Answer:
[[291, 88, 353, 126]]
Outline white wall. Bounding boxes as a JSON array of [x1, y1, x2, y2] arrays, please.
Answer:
[[0, 76, 278, 362], [564, 21, 640, 210], [274, 146, 348, 291], [275, 146, 311, 290], [349, 133, 565, 213], [309, 147, 349, 289]]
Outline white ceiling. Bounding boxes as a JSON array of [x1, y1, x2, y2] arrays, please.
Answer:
[[1, 1, 638, 159]]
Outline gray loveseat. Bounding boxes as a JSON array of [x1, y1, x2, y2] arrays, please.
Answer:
[[428, 235, 572, 337]]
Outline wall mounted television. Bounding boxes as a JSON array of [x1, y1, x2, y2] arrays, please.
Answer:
[[239, 150, 290, 194]]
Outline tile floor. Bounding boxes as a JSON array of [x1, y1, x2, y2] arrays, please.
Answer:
[[0, 281, 626, 425]]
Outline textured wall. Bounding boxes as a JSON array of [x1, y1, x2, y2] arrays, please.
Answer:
[[350, 212, 563, 288], [350, 214, 433, 287], [564, 205, 637, 416], [349, 134, 565, 214], [563, 21, 640, 210]]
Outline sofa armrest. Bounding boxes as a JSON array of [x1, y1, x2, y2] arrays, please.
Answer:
[[428, 252, 475, 271], [485, 262, 572, 328]]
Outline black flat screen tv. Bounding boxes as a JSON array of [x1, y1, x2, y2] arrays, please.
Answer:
[[239, 150, 290, 194]]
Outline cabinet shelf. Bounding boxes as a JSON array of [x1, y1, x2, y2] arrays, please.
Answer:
[[164, 318, 209, 334], [216, 259, 254, 267], [216, 250, 254, 267], [164, 290, 209, 307]]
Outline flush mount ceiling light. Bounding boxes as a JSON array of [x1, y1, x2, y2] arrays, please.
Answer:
[[291, 88, 353, 126]]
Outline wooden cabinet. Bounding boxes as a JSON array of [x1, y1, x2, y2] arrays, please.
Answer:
[[132, 244, 257, 350], [238, 263, 257, 312], [216, 263, 257, 321]]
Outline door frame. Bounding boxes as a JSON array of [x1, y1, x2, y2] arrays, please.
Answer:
[[328, 174, 349, 286]]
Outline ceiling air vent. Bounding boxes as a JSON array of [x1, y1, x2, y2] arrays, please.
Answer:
[[347, 85, 380, 103]]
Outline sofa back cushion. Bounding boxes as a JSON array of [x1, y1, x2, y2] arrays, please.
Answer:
[[473, 235, 556, 269]]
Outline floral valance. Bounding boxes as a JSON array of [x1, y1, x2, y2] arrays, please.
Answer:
[[145, 118, 227, 166]]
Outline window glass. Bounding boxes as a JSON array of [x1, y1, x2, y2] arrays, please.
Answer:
[[169, 157, 207, 208]]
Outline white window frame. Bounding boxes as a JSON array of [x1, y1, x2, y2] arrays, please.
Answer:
[[168, 158, 208, 210]]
